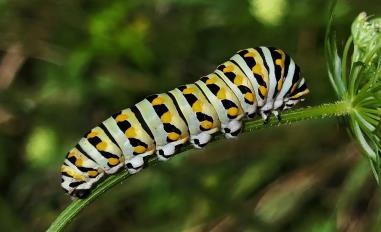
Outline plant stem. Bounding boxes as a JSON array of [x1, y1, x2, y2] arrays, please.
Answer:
[[47, 100, 352, 232]]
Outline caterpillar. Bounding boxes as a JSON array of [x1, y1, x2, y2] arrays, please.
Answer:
[[60, 47, 309, 199]]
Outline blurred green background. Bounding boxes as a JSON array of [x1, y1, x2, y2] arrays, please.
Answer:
[[1, 0, 381, 231]]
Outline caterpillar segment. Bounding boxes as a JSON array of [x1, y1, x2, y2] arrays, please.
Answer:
[[105, 108, 156, 174], [61, 47, 309, 198], [80, 126, 124, 174], [195, 74, 245, 139], [273, 51, 295, 110], [169, 84, 220, 149], [260, 47, 289, 120], [215, 61, 257, 118], [230, 48, 270, 118], [257, 47, 281, 119], [138, 94, 190, 161]]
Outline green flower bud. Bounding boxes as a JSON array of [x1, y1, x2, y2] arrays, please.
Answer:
[[351, 12, 381, 63]]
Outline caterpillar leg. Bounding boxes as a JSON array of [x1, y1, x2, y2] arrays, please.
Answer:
[[261, 110, 281, 123], [247, 112, 257, 119], [69, 180, 96, 199], [124, 148, 155, 174], [156, 137, 189, 161], [222, 119, 243, 139], [261, 98, 277, 123], [125, 156, 144, 174], [71, 189, 91, 200], [191, 131, 215, 149], [260, 111, 270, 123], [156, 146, 175, 161], [272, 110, 281, 121]]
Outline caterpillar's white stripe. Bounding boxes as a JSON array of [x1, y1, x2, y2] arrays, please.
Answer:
[[195, 80, 229, 125], [259, 47, 277, 112], [277, 58, 296, 100], [135, 99, 167, 146], [103, 117, 133, 156], [169, 88, 200, 135], [78, 138, 111, 172]]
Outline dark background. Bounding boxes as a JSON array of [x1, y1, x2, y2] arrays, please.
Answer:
[[0, 0, 381, 231]]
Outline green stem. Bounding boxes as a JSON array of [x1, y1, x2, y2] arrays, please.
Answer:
[[47, 100, 352, 232]]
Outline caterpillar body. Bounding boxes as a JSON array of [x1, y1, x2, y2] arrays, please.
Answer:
[[61, 47, 310, 198]]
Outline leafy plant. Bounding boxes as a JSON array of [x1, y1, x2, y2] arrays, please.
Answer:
[[326, 10, 381, 182]]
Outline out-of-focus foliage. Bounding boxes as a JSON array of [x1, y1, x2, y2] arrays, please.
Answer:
[[0, 0, 381, 231]]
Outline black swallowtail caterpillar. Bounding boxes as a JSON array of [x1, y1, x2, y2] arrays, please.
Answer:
[[61, 47, 309, 199]]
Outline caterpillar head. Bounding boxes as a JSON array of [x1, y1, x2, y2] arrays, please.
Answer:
[[282, 99, 302, 110], [60, 164, 104, 199], [278, 77, 310, 110]]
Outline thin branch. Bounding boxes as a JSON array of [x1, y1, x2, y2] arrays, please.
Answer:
[[0, 42, 25, 90]]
